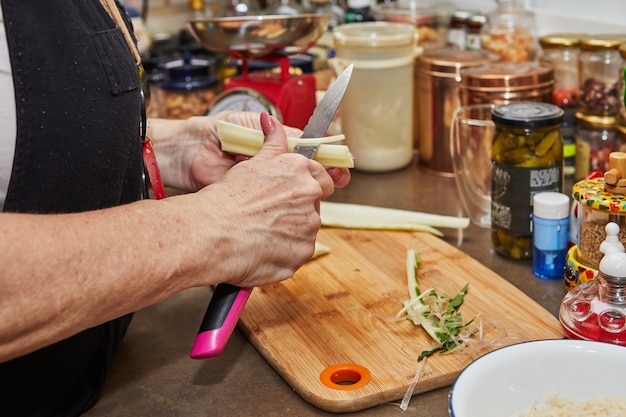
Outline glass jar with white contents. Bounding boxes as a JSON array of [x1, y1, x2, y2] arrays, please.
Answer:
[[333, 22, 418, 172]]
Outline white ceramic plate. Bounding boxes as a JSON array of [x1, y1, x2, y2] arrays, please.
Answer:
[[448, 339, 626, 417]]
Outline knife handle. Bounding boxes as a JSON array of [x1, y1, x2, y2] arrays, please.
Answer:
[[189, 284, 252, 359]]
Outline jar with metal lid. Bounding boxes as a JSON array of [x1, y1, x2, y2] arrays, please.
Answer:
[[372, 1, 454, 51], [465, 14, 486, 51], [415, 47, 501, 176], [578, 34, 626, 119], [151, 53, 221, 119], [539, 33, 583, 178], [574, 113, 621, 181], [481, 0, 538, 63], [344, 0, 374, 23], [619, 43, 626, 126], [460, 62, 554, 106], [447, 10, 473, 50], [539, 33, 582, 107], [619, 122, 626, 146], [491, 102, 564, 259]]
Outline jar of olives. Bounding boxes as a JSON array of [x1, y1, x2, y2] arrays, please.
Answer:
[[491, 102, 565, 259]]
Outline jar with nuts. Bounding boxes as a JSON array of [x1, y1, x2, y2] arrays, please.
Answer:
[[490, 102, 564, 259], [481, 0, 538, 63], [151, 53, 221, 120]]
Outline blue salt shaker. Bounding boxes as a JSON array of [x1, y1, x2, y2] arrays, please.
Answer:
[[532, 192, 570, 280]]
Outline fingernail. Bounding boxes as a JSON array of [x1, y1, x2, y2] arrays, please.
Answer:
[[235, 155, 251, 164], [260, 112, 274, 134], [327, 168, 342, 181]]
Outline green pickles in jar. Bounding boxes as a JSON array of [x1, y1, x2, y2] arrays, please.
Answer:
[[490, 103, 565, 259]]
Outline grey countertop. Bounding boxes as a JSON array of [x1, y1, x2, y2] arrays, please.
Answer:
[[84, 156, 569, 417]]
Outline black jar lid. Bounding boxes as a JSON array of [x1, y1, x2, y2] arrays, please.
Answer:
[[158, 53, 218, 91], [491, 102, 564, 128]]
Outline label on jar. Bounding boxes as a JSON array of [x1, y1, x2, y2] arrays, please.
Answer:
[[448, 28, 466, 50], [491, 162, 562, 236], [466, 33, 481, 50]]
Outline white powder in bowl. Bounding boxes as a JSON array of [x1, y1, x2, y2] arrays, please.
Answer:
[[515, 394, 626, 417]]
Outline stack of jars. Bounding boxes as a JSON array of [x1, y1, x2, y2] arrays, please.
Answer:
[[574, 34, 626, 180], [538, 33, 626, 181]]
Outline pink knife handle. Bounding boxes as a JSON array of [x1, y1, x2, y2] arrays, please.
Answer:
[[189, 284, 253, 359]]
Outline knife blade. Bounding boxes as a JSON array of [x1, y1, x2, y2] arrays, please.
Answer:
[[189, 64, 354, 360], [293, 63, 353, 158]]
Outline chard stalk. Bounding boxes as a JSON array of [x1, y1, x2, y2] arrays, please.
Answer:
[[398, 249, 475, 361], [216, 120, 354, 168], [320, 202, 470, 236]]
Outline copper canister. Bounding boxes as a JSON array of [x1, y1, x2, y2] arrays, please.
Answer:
[[415, 47, 500, 176], [460, 61, 555, 106]]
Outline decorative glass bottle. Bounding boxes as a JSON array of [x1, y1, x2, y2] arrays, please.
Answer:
[[561, 221, 626, 345]]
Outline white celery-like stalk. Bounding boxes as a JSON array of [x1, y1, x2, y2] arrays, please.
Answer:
[[217, 120, 354, 168], [312, 241, 331, 259], [320, 201, 470, 236]]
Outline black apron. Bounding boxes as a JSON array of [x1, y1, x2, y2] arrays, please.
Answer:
[[0, 0, 143, 415]]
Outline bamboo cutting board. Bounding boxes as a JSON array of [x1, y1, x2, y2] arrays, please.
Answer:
[[238, 228, 563, 413]]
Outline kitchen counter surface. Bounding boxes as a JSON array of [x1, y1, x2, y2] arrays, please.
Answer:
[[84, 156, 569, 417]]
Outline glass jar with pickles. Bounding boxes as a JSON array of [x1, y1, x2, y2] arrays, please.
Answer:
[[491, 102, 565, 259]]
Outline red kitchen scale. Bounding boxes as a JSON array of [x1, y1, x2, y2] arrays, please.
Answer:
[[187, 14, 330, 129]]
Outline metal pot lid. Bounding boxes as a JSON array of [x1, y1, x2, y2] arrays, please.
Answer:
[[460, 62, 554, 91], [416, 47, 500, 78]]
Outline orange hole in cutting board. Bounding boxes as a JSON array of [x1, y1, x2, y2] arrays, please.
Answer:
[[319, 364, 371, 390]]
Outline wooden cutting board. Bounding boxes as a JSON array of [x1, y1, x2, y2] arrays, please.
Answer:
[[239, 228, 563, 413]]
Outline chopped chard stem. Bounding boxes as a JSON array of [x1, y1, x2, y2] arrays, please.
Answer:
[[398, 249, 476, 361]]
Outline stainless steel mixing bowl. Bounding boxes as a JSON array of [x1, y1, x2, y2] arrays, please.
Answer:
[[187, 14, 330, 59]]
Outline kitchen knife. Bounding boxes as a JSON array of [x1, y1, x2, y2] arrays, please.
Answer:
[[189, 64, 354, 360]]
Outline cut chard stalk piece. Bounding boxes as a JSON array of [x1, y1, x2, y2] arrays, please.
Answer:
[[398, 249, 476, 361], [217, 120, 354, 168], [312, 242, 331, 259], [320, 201, 470, 236]]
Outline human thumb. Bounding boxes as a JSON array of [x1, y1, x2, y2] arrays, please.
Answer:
[[254, 112, 289, 160]]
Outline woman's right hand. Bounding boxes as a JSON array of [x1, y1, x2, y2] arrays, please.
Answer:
[[189, 113, 336, 288]]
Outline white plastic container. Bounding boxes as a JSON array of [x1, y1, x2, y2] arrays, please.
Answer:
[[333, 22, 418, 172]]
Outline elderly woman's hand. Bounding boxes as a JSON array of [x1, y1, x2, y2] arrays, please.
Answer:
[[147, 111, 350, 192]]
